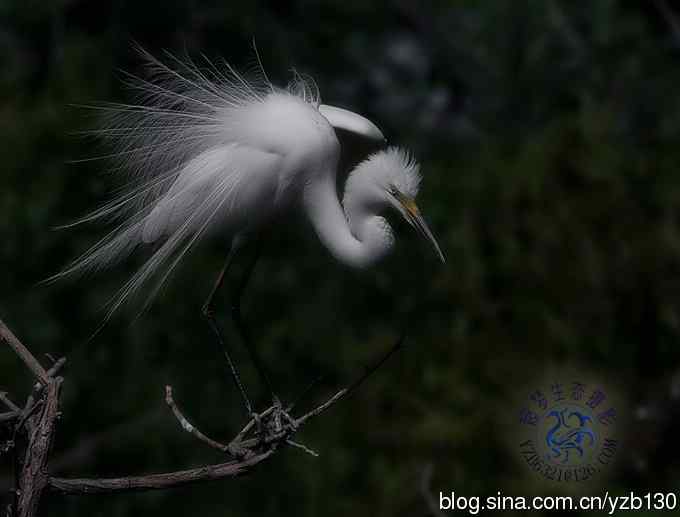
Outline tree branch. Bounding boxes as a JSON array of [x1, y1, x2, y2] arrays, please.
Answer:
[[49, 450, 274, 495], [45, 335, 406, 496], [296, 332, 405, 425], [2, 315, 406, 508], [0, 411, 20, 424], [1, 316, 65, 517], [0, 393, 20, 413], [419, 462, 445, 517], [0, 320, 48, 385], [164, 385, 231, 454], [16, 377, 62, 517]]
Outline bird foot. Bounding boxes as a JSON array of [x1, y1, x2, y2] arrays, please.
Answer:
[[268, 397, 297, 434], [248, 398, 297, 441], [249, 410, 263, 435], [227, 441, 251, 460]]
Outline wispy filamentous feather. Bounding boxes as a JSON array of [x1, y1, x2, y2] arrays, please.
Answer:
[[48, 46, 319, 320]]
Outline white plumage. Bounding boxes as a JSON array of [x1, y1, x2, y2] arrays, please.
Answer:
[[51, 49, 443, 318]]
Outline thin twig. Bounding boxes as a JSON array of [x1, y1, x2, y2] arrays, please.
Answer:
[[286, 374, 326, 412], [47, 336, 405, 496], [1, 318, 406, 501], [0, 410, 164, 493], [45, 358, 66, 379], [164, 386, 231, 454], [296, 334, 405, 426], [230, 406, 275, 446], [0, 411, 20, 424], [13, 358, 66, 436], [0, 319, 48, 385], [295, 388, 347, 426], [286, 440, 318, 457], [14, 400, 43, 435], [0, 393, 20, 413], [419, 463, 445, 517]]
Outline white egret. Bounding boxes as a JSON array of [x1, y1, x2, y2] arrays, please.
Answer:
[[52, 49, 444, 417]]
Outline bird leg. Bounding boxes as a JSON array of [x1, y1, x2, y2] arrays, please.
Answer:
[[230, 239, 297, 434], [230, 242, 276, 397], [203, 237, 295, 436], [202, 245, 255, 418]]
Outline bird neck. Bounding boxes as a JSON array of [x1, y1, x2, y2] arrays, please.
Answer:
[[303, 174, 393, 268]]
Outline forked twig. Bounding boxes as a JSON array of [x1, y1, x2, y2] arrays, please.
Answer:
[[0, 393, 20, 413], [2, 314, 407, 506], [164, 386, 231, 454], [48, 334, 406, 495], [0, 320, 48, 385], [1, 317, 64, 517]]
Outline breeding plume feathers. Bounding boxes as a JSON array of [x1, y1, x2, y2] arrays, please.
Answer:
[[49, 47, 319, 318]]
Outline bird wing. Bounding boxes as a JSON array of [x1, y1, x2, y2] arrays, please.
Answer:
[[318, 105, 385, 141], [49, 48, 322, 319], [333, 128, 386, 190], [317, 106, 386, 188], [141, 143, 282, 243], [52, 143, 282, 318]]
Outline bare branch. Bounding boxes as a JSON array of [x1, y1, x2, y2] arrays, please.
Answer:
[[50, 410, 162, 474], [419, 463, 444, 517], [0, 410, 164, 493], [0, 393, 20, 413], [286, 374, 326, 412], [0, 411, 20, 424], [44, 336, 405, 497], [296, 334, 405, 426], [45, 358, 66, 379], [285, 439, 318, 457], [0, 319, 48, 385], [164, 386, 231, 454], [295, 388, 347, 426], [15, 398, 42, 435], [1, 314, 405, 508], [16, 378, 62, 517], [48, 450, 275, 495]]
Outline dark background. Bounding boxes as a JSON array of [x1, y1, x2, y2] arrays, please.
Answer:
[[3, 1, 680, 515]]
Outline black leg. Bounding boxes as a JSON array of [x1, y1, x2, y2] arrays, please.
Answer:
[[202, 244, 254, 416], [230, 237, 279, 405]]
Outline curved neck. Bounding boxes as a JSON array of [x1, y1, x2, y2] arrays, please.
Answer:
[[303, 174, 392, 268]]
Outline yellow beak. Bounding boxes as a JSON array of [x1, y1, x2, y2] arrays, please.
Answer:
[[394, 192, 445, 264]]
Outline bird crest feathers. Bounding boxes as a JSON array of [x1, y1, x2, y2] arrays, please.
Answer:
[[345, 146, 422, 200]]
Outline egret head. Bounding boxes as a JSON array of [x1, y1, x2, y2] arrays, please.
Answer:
[[344, 147, 445, 263]]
